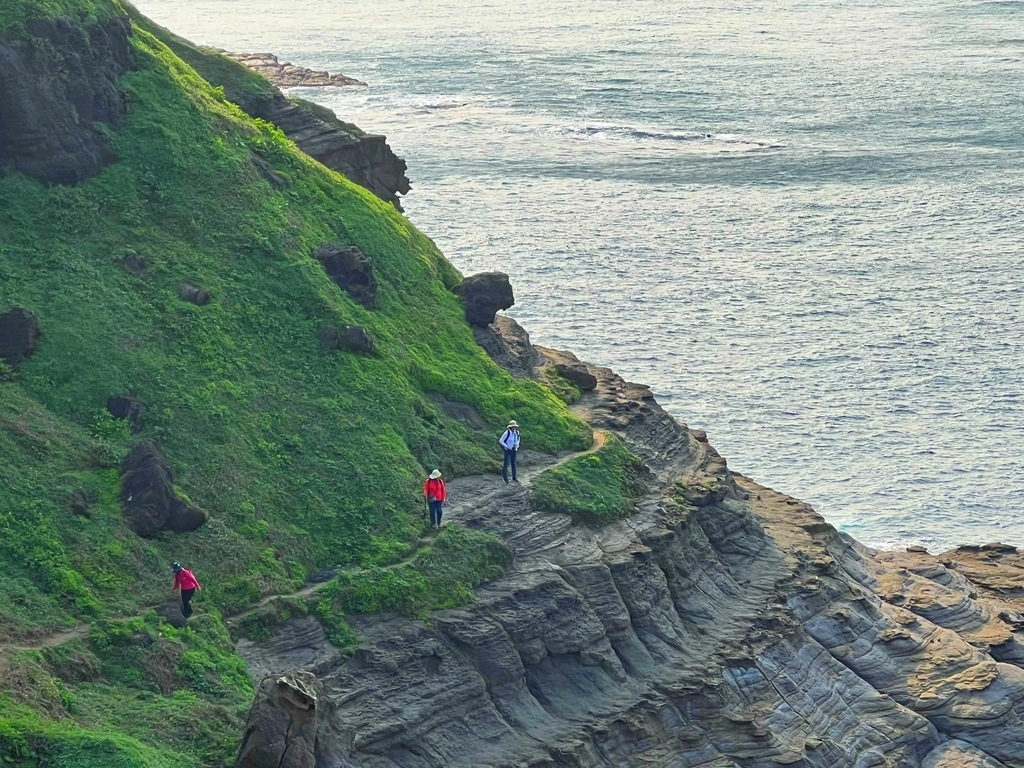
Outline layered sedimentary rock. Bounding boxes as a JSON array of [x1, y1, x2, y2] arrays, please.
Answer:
[[237, 327, 1024, 766], [224, 52, 366, 88]]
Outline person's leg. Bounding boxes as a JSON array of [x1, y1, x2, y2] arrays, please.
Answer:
[[181, 588, 195, 618], [436, 502, 443, 528], [502, 449, 511, 483], [430, 501, 441, 527], [511, 449, 518, 481]]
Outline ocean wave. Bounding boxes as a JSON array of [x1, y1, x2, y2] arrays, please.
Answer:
[[564, 124, 783, 151]]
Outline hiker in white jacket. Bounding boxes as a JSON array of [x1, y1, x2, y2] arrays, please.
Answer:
[[499, 420, 521, 484]]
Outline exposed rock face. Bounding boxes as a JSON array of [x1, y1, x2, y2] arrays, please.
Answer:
[[236, 672, 323, 768], [178, 283, 211, 306], [70, 489, 92, 518], [106, 394, 145, 434], [122, 253, 149, 276], [314, 244, 377, 308], [472, 315, 539, 379], [452, 271, 515, 326], [0, 17, 133, 184], [225, 52, 366, 88], [229, 91, 410, 210], [238, 352, 1024, 768], [120, 441, 208, 537], [318, 324, 375, 355], [428, 393, 488, 431], [0, 308, 41, 367]]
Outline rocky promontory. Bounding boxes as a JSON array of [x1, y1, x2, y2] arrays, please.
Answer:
[[237, 313, 1024, 768], [222, 51, 367, 88]]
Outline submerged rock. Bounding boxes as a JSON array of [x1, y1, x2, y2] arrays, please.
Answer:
[[0, 308, 41, 367], [235, 672, 323, 768], [0, 17, 134, 184], [453, 271, 515, 326]]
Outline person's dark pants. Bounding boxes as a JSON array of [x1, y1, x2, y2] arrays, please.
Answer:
[[502, 448, 518, 483], [429, 500, 443, 527], [181, 588, 196, 619]]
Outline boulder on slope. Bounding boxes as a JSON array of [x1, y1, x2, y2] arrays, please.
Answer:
[[314, 244, 377, 309], [0, 308, 41, 367], [120, 440, 207, 537], [452, 272, 515, 326]]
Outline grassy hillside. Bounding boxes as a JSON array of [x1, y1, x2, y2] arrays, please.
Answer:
[[0, 1, 590, 764]]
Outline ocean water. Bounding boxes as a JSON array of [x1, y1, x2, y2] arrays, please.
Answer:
[[136, 0, 1024, 552]]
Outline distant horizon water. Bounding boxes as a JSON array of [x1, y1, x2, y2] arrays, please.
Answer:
[[137, 0, 1024, 552]]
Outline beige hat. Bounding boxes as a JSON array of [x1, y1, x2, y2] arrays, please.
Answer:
[[429, 469, 442, 479], [507, 420, 520, 429]]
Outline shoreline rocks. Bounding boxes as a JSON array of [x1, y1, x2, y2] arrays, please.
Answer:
[[223, 51, 366, 88]]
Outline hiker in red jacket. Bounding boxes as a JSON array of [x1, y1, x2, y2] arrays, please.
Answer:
[[423, 469, 446, 530], [171, 562, 202, 619]]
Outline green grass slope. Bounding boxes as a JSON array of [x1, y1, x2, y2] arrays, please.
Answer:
[[0, 1, 590, 763]]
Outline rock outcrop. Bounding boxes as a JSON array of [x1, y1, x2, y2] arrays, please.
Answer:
[[0, 17, 134, 184], [178, 283, 211, 306], [237, 351, 1024, 768], [452, 271, 515, 326], [0, 308, 41, 367], [224, 52, 366, 88], [318, 324, 375, 355], [120, 441, 208, 537], [472, 315, 541, 379], [106, 394, 145, 434], [314, 244, 377, 308], [236, 672, 324, 768]]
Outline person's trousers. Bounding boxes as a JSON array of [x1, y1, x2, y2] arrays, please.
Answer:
[[181, 588, 196, 619], [429, 500, 443, 527], [502, 448, 518, 483]]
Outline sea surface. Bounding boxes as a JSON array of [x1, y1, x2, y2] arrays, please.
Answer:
[[137, 0, 1024, 552]]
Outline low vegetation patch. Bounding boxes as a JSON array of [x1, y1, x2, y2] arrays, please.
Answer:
[[312, 524, 512, 650], [531, 434, 649, 525]]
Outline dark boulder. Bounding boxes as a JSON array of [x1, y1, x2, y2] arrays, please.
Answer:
[[554, 362, 598, 392], [156, 602, 188, 629], [122, 253, 149, 276], [236, 672, 323, 768], [0, 17, 134, 184], [452, 272, 514, 326], [120, 440, 207, 537], [70, 489, 93, 518], [318, 324, 375, 355], [0, 308, 40, 367], [106, 394, 145, 434], [314, 244, 377, 309], [179, 282, 211, 306]]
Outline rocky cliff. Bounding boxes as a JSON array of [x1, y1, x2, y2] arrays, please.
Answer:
[[239, 319, 1024, 768], [134, 13, 411, 210]]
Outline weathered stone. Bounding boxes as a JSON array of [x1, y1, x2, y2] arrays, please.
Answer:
[[224, 52, 366, 88], [120, 440, 206, 537], [70, 489, 92, 518], [166, 501, 209, 533], [452, 272, 515, 326], [156, 602, 188, 629], [473, 315, 539, 379], [314, 244, 376, 308], [0, 308, 40, 367], [428, 393, 489, 430], [251, 152, 287, 188], [553, 362, 598, 391], [318, 324, 375, 355], [0, 17, 134, 184], [235, 672, 323, 768], [122, 253, 149, 276], [106, 394, 145, 434], [178, 283, 211, 306]]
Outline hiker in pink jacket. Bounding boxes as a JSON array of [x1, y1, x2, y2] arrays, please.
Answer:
[[171, 562, 202, 619]]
